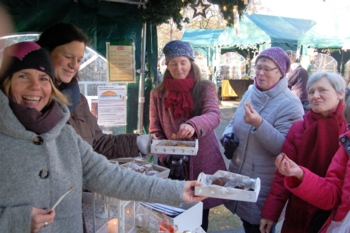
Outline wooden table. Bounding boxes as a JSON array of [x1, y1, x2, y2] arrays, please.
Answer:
[[228, 79, 254, 100]]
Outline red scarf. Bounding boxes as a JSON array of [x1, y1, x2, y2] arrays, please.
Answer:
[[283, 101, 346, 232], [298, 102, 346, 175], [164, 75, 195, 119]]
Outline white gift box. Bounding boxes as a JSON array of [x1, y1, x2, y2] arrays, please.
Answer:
[[151, 139, 198, 155], [120, 161, 170, 179], [195, 170, 261, 202], [136, 201, 203, 233]]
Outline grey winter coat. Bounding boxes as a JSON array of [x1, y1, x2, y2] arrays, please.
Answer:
[[223, 77, 304, 224], [0, 91, 185, 233]]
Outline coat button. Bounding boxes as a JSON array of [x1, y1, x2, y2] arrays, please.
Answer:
[[341, 138, 346, 143], [33, 136, 44, 145], [39, 169, 50, 179]]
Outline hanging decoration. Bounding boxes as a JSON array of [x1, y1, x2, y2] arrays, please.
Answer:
[[141, 0, 196, 30], [210, 0, 249, 26], [190, 0, 211, 19], [140, 0, 252, 30]]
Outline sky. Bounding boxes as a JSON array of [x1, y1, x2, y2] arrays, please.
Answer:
[[258, 0, 350, 22]]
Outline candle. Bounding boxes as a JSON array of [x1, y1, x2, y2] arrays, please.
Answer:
[[108, 218, 119, 233]]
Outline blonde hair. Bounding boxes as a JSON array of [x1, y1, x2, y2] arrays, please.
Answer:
[[2, 75, 70, 106]]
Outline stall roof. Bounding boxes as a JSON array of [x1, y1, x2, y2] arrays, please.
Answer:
[[298, 17, 350, 49], [216, 14, 316, 51], [181, 29, 225, 48]]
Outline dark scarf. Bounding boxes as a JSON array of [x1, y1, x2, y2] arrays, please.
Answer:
[[164, 75, 195, 119], [10, 100, 62, 135], [58, 77, 80, 112], [283, 101, 346, 232]]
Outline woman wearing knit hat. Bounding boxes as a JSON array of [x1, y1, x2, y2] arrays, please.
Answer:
[[149, 40, 227, 231], [0, 41, 205, 233], [36, 23, 152, 161], [260, 72, 346, 233], [221, 47, 304, 233]]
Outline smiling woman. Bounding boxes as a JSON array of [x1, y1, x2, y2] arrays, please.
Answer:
[[0, 41, 206, 233], [9, 69, 52, 111], [0, 42, 68, 113]]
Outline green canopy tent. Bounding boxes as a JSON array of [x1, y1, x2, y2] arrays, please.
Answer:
[[181, 29, 224, 66], [216, 14, 316, 52], [1, 0, 158, 134], [214, 13, 316, 75], [298, 14, 350, 75]]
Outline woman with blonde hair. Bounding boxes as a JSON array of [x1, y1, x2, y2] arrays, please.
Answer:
[[0, 41, 205, 233]]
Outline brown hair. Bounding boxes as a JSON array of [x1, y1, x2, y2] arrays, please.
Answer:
[[153, 61, 217, 116], [2, 75, 69, 106], [37, 23, 90, 82]]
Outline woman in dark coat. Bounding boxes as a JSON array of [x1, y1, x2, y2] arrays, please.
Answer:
[[37, 23, 151, 159]]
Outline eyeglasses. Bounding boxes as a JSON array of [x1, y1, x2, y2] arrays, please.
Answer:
[[254, 66, 278, 73]]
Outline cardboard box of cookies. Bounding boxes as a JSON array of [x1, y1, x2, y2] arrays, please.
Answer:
[[120, 159, 170, 179], [151, 139, 198, 155], [194, 170, 261, 202]]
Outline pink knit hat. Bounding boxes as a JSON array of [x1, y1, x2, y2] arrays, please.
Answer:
[[255, 47, 291, 77]]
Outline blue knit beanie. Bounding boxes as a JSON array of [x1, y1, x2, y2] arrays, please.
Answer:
[[163, 40, 195, 64], [256, 47, 291, 77]]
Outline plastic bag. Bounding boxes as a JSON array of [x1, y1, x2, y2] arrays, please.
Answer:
[[326, 211, 350, 233]]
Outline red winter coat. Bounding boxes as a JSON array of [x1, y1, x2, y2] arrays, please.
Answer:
[[285, 131, 350, 233], [261, 105, 346, 232]]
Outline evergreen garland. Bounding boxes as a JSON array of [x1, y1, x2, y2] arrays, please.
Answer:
[[140, 0, 247, 29], [210, 0, 247, 26], [141, 0, 195, 30]]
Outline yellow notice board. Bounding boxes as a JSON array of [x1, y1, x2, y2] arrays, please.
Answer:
[[106, 42, 136, 82]]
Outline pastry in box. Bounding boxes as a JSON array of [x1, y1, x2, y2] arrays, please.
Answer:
[[194, 170, 261, 202], [151, 139, 198, 155]]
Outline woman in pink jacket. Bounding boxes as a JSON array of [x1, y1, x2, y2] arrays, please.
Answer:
[[273, 95, 350, 232], [149, 40, 226, 231]]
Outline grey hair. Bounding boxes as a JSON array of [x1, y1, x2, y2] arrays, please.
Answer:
[[306, 71, 345, 94]]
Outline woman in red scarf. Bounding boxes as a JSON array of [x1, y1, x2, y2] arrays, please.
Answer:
[[149, 40, 226, 231], [260, 72, 347, 233]]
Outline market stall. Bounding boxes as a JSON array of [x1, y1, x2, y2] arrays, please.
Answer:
[[1, 0, 158, 135]]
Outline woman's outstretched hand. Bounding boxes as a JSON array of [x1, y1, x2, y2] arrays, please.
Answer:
[[275, 153, 304, 180], [182, 181, 207, 203], [31, 207, 55, 233]]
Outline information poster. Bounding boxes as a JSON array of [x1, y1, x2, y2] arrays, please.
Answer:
[[107, 42, 136, 82], [97, 86, 127, 126]]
